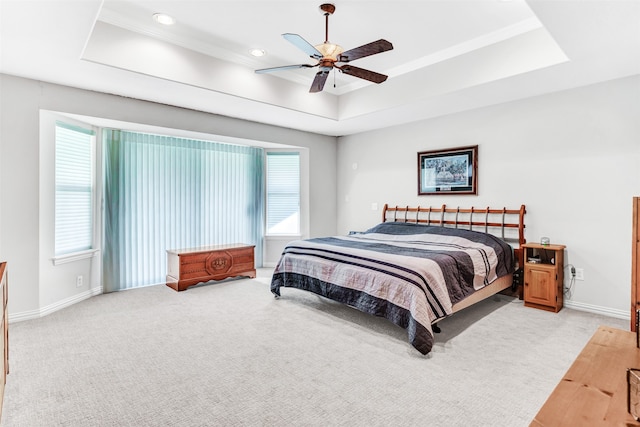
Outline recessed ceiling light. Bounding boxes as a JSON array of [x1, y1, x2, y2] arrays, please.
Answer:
[[249, 48, 266, 57], [153, 13, 175, 26]]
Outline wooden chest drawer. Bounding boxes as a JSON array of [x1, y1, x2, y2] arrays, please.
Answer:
[[166, 244, 256, 291]]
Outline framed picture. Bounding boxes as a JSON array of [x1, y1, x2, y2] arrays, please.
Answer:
[[418, 145, 478, 195]]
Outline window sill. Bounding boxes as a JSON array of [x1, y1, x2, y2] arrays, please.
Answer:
[[52, 249, 99, 266]]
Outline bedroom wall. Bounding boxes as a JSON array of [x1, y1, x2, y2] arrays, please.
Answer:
[[336, 75, 640, 318], [0, 73, 337, 319]]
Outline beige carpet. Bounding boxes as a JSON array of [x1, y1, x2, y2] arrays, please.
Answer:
[[0, 269, 627, 426]]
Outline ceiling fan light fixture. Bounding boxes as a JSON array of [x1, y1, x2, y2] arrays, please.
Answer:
[[152, 13, 175, 26], [315, 43, 343, 60]]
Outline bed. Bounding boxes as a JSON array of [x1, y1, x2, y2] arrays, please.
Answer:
[[270, 204, 526, 355]]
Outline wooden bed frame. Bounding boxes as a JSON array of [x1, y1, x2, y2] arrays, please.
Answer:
[[272, 203, 527, 352], [381, 204, 526, 319]]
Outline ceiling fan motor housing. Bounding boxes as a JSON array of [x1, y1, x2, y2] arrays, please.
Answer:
[[319, 59, 334, 71]]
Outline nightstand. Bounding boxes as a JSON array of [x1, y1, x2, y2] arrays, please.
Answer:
[[522, 243, 565, 312]]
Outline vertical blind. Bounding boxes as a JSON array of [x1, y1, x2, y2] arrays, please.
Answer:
[[266, 152, 300, 235], [103, 130, 264, 291], [55, 122, 95, 256]]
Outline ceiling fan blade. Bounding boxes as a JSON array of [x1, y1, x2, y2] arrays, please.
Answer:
[[255, 64, 315, 74], [283, 33, 323, 60], [339, 39, 393, 63], [338, 64, 388, 84], [309, 70, 330, 93]]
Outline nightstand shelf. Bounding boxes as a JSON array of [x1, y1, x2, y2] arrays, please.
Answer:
[[522, 243, 565, 313]]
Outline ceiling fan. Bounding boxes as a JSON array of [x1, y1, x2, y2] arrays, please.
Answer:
[[255, 3, 393, 93]]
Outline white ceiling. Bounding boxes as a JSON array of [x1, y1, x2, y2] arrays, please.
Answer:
[[1, 0, 639, 136]]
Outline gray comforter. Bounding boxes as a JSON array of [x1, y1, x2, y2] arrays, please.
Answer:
[[270, 222, 515, 354]]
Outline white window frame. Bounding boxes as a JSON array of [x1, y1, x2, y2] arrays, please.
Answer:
[[264, 148, 308, 238], [49, 116, 101, 265], [265, 150, 302, 237]]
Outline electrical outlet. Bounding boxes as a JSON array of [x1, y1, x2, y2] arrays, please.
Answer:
[[574, 268, 584, 281], [76, 275, 83, 287], [371, 202, 378, 211]]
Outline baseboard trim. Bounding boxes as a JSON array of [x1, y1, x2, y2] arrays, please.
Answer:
[[8, 287, 630, 324], [564, 300, 629, 320], [9, 286, 102, 323]]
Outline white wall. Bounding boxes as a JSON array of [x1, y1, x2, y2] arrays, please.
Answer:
[[0, 74, 337, 319], [337, 75, 640, 318], [2, 72, 637, 321], [0, 76, 41, 318]]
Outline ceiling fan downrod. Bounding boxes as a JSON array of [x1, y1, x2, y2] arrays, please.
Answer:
[[319, 3, 335, 44]]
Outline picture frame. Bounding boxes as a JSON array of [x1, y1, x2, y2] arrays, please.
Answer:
[[417, 145, 478, 195]]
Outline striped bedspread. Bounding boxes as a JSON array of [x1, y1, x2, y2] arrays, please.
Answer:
[[270, 222, 515, 355]]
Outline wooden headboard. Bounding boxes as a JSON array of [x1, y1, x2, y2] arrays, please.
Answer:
[[381, 204, 527, 267]]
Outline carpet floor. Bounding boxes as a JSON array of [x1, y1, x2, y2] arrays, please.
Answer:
[[0, 268, 628, 426]]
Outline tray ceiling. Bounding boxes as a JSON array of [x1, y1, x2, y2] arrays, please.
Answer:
[[1, 1, 639, 136]]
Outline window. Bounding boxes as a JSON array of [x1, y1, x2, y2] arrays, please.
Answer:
[[266, 152, 300, 235], [55, 122, 95, 256], [102, 130, 264, 291]]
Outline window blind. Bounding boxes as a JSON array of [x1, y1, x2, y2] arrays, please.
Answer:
[[55, 122, 95, 256], [266, 152, 300, 235]]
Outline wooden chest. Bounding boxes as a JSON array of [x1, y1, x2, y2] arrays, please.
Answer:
[[166, 244, 256, 291], [531, 326, 640, 426]]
